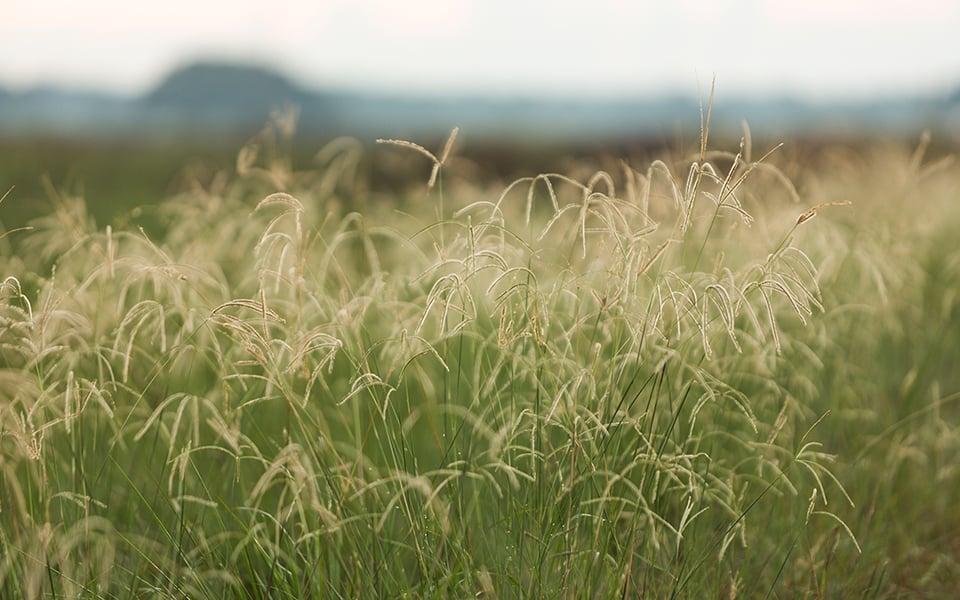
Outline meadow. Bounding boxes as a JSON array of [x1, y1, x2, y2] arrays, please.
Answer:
[[1, 112, 959, 598]]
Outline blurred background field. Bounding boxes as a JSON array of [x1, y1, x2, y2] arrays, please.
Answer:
[[3, 0, 960, 225]]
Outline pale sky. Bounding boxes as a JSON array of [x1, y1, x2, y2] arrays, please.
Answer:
[[3, 0, 959, 99]]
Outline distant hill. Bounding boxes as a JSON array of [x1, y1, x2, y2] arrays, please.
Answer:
[[948, 86, 960, 105], [1, 61, 957, 142], [145, 62, 319, 116]]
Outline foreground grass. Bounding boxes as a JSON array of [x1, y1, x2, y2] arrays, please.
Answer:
[[1, 119, 958, 597]]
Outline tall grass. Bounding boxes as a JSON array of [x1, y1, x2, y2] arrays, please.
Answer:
[[2, 114, 957, 597]]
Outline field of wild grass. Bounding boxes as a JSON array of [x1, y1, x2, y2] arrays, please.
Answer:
[[1, 116, 959, 598]]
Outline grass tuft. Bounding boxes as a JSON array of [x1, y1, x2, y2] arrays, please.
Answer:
[[1, 120, 958, 597]]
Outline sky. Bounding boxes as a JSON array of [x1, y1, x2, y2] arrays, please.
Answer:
[[3, 0, 960, 100]]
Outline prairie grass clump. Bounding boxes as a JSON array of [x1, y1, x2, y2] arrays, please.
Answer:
[[4, 115, 956, 597]]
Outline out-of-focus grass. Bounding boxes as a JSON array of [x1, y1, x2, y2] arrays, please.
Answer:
[[782, 136, 960, 596], [0, 138, 230, 224]]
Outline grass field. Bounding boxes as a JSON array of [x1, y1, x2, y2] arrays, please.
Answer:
[[2, 115, 959, 598]]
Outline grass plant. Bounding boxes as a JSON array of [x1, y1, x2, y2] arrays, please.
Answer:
[[1, 113, 958, 597]]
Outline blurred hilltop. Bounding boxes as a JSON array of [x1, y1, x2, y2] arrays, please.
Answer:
[[3, 61, 960, 144]]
